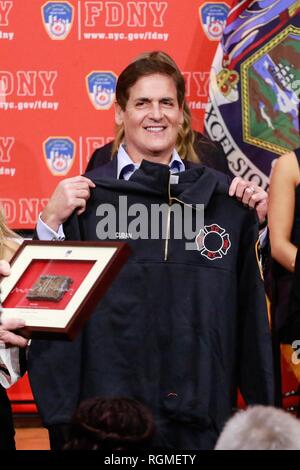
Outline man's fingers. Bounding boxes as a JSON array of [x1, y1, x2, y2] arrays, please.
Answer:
[[61, 185, 93, 206], [56, 188, 91, 214], [0, 317, 26, 330], [84, 177, 96, 188], [255, 200, 268, 224], [77, 207, 86, 216], [0, 318, 28, 348], [56, 177, 95, 198], [66, 176, 95, 188], [62, 175, 95, 185], [75, 189, 91, 200], [228, 179, 268, 224], [76, 200, 87, 216], [240, 186, 255, 205], [0, 331, 28, 348], [228, 177, 240, 196], [229, 178, 263, 203], [244, 188, 268, 215], [229, 177, 249, 199], [69, 184, 87, 191], [250, 191, 267, 204], [76, 176, 95, 187]]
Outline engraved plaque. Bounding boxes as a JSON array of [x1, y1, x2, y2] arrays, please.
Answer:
[[27, 275, 73, 302]]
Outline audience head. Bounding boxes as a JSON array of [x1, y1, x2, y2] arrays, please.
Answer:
[[215, 405, 300, 450], [64, 396, 155, 450]]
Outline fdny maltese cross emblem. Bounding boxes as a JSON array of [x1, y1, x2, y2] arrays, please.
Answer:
[[196, 223, 231, 260]]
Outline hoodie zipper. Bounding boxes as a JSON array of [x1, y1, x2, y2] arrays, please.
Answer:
[[164, 172, 172, 261], [164, 172, 203, 261]]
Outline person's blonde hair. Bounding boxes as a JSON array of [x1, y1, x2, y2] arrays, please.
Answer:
[[0, 209, 20, 260], [112, 51, 199, 163]]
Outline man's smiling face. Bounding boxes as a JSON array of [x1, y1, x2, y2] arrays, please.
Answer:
[[115, 73, 184, 165]]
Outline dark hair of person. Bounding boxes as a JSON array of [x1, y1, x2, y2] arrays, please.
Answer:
[[63, 397, 155, 451]]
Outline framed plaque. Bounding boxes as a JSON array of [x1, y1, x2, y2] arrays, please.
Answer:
[[0, 240, 130, 340]]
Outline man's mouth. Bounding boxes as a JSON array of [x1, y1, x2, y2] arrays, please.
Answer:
[[144, 126, 166, 133]]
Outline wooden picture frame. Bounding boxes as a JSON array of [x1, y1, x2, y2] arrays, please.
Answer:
[[0, 240, 130, 340]]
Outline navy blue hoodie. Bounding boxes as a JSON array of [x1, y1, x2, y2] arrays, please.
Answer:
[[28, 161, 274, 450]]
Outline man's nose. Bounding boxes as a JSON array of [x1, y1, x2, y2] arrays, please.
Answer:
[[148, 103, 163, 120]]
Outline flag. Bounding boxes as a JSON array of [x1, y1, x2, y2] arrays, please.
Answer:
[[204, 0, 300, 190]]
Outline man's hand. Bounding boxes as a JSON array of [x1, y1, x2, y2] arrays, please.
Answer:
[[229, 176, 268, 225], [40, 176, 96, 232], [0, 318, 28, 348], [0, 260, 28, 348]]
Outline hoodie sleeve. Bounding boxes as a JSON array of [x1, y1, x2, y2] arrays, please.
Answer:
[[237, 210, 275, 405]]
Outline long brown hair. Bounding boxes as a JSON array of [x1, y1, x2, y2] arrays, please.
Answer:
[[112, 51, 199, 162], [0, 209, 20, 260]]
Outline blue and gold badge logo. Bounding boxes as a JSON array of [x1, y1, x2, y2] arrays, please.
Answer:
[[43, 137, 75, 175], [199, 2, 229, 41], [42, 1, 73, 40], [86, 72, 117, 110]]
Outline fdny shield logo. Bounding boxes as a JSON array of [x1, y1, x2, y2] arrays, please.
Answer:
[[86, 72, 117, 110], [43, 137, 75, 176], [42, 1, 73, 40], [199, 2, 230, 41], [196, 223, 231, 260]]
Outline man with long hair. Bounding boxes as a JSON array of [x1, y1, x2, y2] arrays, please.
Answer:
[[29, 51, 273, 450]]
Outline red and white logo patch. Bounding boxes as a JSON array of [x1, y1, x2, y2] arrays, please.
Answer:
[[196, 223, 231, 260]]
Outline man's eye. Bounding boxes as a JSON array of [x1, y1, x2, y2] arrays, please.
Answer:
[[162, 100, 174, 107], [136, 101, 146, 107]]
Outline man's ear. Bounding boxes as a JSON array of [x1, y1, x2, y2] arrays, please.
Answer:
[[115, 102, 124, 126]]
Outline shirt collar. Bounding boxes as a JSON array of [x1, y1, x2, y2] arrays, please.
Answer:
[[117, 144, 185, 180]]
